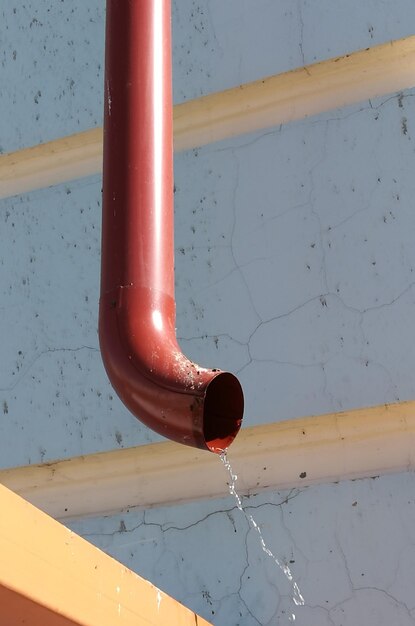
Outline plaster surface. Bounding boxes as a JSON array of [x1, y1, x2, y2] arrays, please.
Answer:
[[70, 471, 415, 626], [2, 1, 415, 624]]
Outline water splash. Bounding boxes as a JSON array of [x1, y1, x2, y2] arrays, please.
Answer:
[[220, 451, 305, 611]]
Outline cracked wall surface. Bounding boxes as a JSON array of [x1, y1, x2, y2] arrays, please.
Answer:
[[70, 472, 415, 625], [2, 1, 415, 624]]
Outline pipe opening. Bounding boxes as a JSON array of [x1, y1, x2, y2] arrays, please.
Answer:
[[203, 373, 244, 453]]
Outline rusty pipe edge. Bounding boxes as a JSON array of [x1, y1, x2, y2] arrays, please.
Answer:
[[99, 0, 243, 452]]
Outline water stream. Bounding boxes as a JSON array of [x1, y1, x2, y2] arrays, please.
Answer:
[[220, 451, 305, 621]]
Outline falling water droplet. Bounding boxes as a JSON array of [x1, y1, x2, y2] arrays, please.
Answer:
[[220, 451, 305, 615]]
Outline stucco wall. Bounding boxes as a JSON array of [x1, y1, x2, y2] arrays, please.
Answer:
[[2, 2, 415, 624]]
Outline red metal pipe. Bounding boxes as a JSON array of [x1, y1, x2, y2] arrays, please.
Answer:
[[99, 0, 243, 452]]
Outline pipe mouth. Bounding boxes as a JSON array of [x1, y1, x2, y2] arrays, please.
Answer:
[[203, 372, 244, 454]]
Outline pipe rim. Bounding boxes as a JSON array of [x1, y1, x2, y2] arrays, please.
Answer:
[[203, 372, 244, 453]]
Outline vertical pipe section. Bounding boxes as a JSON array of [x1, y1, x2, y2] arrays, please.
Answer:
[[99, 0, 243, 452]]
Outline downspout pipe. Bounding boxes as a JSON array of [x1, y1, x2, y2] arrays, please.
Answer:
[[99, 0, 243, 452]]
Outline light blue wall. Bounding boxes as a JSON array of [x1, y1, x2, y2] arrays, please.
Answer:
[[2, 2, 415, 624]]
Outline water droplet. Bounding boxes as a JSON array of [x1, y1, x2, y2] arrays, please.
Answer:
[[220, 451, 305, 612]]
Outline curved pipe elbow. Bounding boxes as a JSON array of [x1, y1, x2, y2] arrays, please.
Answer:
[[99, 287, 243, 452]]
